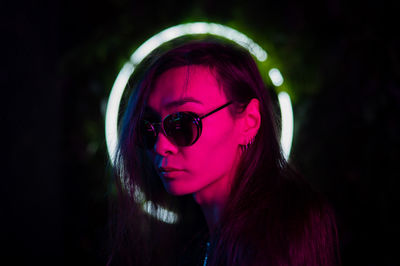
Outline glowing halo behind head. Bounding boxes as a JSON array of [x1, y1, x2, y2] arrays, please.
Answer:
[[104, 22, 294, 223]]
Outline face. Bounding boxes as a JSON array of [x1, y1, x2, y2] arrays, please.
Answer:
[[146, 66, 242, 201]]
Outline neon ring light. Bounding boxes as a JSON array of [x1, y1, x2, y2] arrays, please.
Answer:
[[105, 22, 294, 223]]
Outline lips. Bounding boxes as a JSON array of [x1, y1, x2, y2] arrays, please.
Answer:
[[159, 167, 183, 173], [158, 167, 185, 179]]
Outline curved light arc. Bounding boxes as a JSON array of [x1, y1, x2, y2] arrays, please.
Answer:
[[104, 22, 294, 223], [278, 92, 294, 160]]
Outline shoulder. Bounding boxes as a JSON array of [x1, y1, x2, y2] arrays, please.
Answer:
[[246, 170, 340, 265]]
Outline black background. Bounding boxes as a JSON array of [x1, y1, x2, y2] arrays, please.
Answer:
[[3, 0, 399, 265]]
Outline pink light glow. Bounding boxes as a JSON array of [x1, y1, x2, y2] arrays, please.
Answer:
[[148, 66, 241, 205]]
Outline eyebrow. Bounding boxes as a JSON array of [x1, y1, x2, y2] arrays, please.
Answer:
[[163, 97, 204, 109]]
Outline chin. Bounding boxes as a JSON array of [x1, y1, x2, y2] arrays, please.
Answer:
[[163, 183, 197, 196]]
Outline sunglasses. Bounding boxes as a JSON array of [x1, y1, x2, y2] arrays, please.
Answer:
[[139, 101, 233, 148]]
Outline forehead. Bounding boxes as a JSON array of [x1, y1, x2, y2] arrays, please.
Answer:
[[147, 65, 227, 112]]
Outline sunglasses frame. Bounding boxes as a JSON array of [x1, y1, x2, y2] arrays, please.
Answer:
[[142, 101, 233, 148]]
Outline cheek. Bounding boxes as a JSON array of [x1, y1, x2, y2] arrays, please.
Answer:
[[186, 118, 239, 179]]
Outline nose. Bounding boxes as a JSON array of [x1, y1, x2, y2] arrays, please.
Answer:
[[154, 131, 178, 156]]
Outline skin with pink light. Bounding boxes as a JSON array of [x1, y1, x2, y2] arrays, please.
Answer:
[[147, 65, 260, 231]]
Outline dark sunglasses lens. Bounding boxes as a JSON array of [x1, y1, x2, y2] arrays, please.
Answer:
[[140, 120, 157, 148], [164, 113, 198, 146]]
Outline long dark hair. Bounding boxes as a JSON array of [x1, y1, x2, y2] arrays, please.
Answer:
[[109, 38, 340, 265]]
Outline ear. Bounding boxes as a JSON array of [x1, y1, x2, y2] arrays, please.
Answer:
[[239, 98, 261, 145]]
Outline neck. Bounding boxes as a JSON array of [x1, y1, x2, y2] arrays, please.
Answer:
[[193, 172, 233, 233], [193, 149, 241, 233], [196, 195, 226, 233]]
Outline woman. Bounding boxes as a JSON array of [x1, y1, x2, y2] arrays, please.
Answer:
[[109, 39, 340, 266]]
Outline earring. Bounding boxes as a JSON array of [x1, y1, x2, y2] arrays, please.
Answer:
[[241, 136, 255, 152]]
